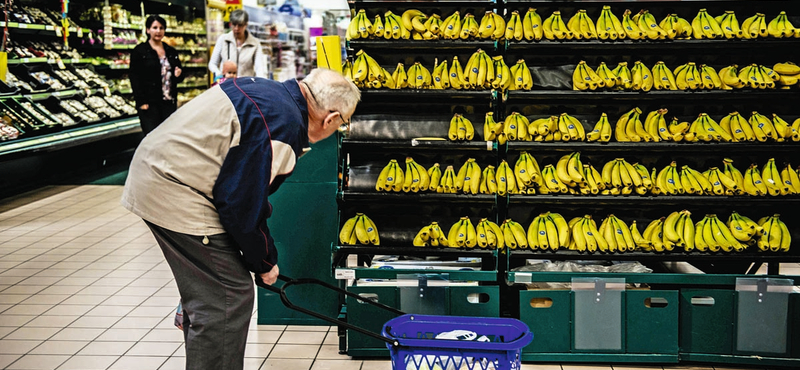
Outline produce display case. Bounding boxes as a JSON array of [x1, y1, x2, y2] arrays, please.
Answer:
[[342, 0, 800, 367]]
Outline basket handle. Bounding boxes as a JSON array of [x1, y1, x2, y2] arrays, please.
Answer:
[[256, 275, 403, 346]]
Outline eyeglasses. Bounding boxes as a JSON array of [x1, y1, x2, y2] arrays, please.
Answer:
[[303, 81, 351, 132]]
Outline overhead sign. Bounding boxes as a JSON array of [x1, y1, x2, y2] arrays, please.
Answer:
[[208, 0, 242, 22]]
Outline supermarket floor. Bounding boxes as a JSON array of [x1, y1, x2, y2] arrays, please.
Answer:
[[0, 185, 794, 370]]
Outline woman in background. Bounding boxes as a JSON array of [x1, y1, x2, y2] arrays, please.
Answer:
[[131, 14, 184, 135], [208, 9, 266, 79]]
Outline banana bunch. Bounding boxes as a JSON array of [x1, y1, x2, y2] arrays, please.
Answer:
[[651, 62, 679, 90], [447, 57, 467, 89], [447, 113, 475, 141], [748, 111, 779, 142], [527, 212, 570, 250], [763, 158, 794, 195], [455, 158, 483, 195], [555, 152, 587, 188], [600, 157, 647, 195], [375, 157, 431, 193], [504, 11, 525, 41], [774, 62, 800, 87], [440, 11, 463, 40], [691, 9, 724, 39], [491, 56, 514, 90], [431, 60, 450, 89], [447, 217, 478, 248], [347, 10, 373, 40], [612, 62, 633, 89], [621, 9, 646, 40], [406, 62, 433, 89], [630, 61, 655, 91], [542, 11, 572, 40], [539, 164, 569, 194], [502, 112, 531, 141], [742, 164, 768, 196], [349, 50, 394, 89], [436, 165, 458, 194], [780, 162, 800, 194], [520, 8, 544, 41], [509, 59, 534, 90], [495, 160, 519, 196], [728, 211, 763, 245], [674, 62, 720, 90], [463, 49, 495, 89], [479, 165, 499, 195], [715, 11, 742, 39], [579, 163, 609, 195], [339, 213, 380, 245], [722, 158, 745, 191], [478, 11, 506, 40], [572, 61, 604, 91], [757, 215, 792, 252], [375, 159, 403, 192], [587, 113, 613, 142], [653, 161, 685, 195], [598, 215, 636, 252], [615, 107, 650, 142], [413, 222, 449, 247], [391, 63, 408, 89], [659, 14, 693, 39], [633, 10, 668, 39], [484, 112, 505, 143], [596, 6, 625, 40], [642, 109, 673, 141], [566, 10, 598, 40], [500, 219, 528, 249], [735, 64, 780, 89], [569, 215, 607, 252], [695, 214, 747, 252], [741, 13, 768, 39], [457, 13, 480, 40], [718, 112, 754, 141], [658, 210, 696, 251], [687, 113, 731, 142], [672, 164, 712, 195], [704, 167, 740, 195], [475, 219, 505, 249], [767, 11, 799, 38], [513, 151, 543, 194]]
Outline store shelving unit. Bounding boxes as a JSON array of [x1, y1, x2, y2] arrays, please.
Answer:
[[341, 0, 800, 366]]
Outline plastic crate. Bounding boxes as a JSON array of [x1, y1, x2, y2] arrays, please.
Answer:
[[518, 290, 571, 354], [626, 290, 679, 355], [383, 314, 532, 370], [679, 289, 735, 355]]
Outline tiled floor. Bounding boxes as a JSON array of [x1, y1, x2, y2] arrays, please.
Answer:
[[0, 185, 793, 370]]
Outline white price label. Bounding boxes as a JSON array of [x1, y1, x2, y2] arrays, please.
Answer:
[[18, 23, 28, 29], [56, 58, 66, 70], [77, 28, 83, 38], [55, 27, 62, 37], [335, 269, 355, 280]]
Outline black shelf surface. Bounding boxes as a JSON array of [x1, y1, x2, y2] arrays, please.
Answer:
[[508, 249, 800, 263], [335, 244, 496, 257], [342, 138, 495, 151], [504, 90, 800, 103], [506, 142, 800, 153], [339, 191, 498, 204], [508, 194, 800, 206]]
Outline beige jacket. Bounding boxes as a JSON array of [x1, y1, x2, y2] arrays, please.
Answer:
[[208, 31, 266, 78]]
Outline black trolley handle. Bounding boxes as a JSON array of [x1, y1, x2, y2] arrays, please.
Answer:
[[256, 274, 404, 346]]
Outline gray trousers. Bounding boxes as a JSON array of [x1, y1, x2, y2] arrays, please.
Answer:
[[146, 221, 254, 370]]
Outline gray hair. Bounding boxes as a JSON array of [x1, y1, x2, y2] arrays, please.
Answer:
[[229, 9, 249, 25], [303, 68, 361, 116]]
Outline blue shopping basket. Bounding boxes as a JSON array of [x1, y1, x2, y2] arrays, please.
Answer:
[[383, 314, 533, 370], [257, 275, 533, 370]]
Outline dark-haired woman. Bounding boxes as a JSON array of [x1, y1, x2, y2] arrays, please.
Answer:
[[130, 15, 184, 135]]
